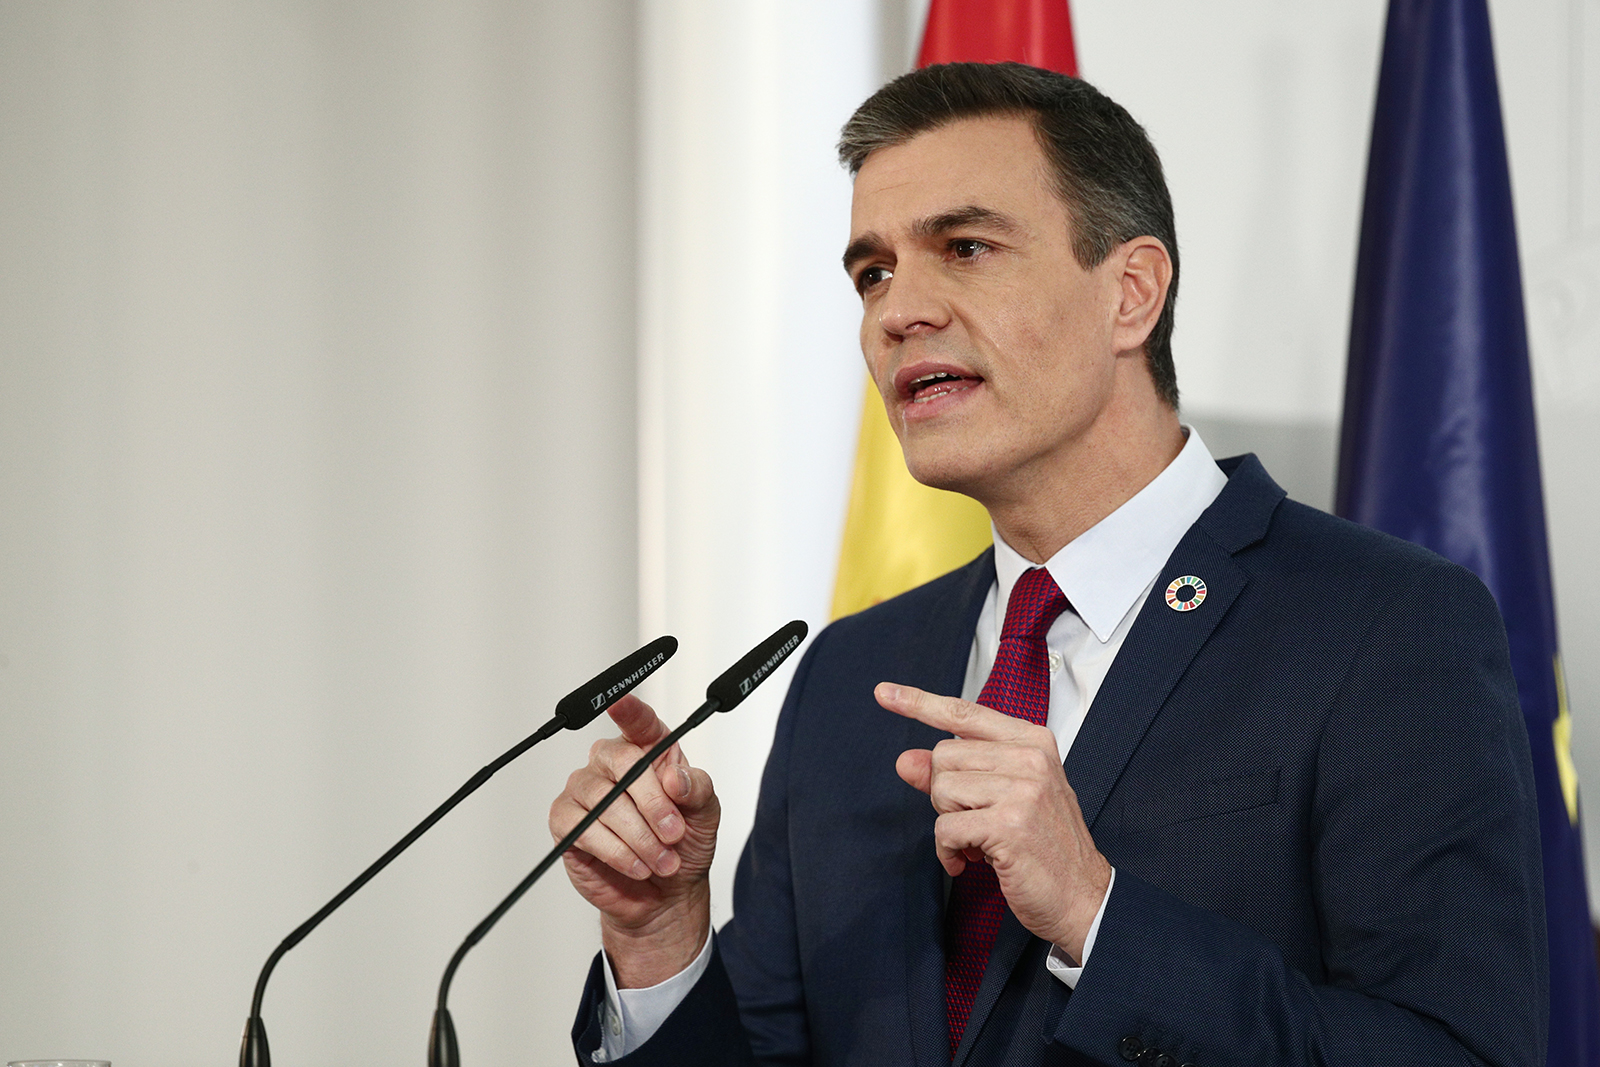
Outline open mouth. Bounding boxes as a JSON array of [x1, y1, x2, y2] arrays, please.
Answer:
[[906, 370, 981, 403]]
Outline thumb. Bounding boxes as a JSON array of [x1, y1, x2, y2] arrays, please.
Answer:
[[668, 761, 718, 818], [896, 748, 933, 795]]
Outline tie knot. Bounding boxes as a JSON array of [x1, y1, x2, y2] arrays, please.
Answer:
[[1001, 567, 1068, 642]]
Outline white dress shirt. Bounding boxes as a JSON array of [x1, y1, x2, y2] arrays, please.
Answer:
[[597, 428, 1228, 1060]]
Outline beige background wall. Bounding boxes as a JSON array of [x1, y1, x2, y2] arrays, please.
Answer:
[[2, 2, 1596, 1064], [1, 2, 639, 1062]]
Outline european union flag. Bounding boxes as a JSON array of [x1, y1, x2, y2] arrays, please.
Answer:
[[1336, 1, 1600, 1061]]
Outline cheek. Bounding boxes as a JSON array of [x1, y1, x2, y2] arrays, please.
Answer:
[[859, 317, 886, 376]]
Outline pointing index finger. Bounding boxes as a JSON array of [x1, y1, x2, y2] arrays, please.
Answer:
[[606, 694, 673, 751], [874, 682, 1038, 742]]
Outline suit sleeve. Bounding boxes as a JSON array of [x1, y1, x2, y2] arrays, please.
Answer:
[[1049, 560, 1548, 1067]]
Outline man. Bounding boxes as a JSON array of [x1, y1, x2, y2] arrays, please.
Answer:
[[551, 63, 1546, 1066]]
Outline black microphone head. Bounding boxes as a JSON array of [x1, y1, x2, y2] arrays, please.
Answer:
[[705, 620, 808, 713], [555, 635, 678, 730]]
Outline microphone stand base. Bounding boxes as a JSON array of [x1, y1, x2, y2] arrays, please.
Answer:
[[429, 1006, 460, 1067], [240, 1015, 270, 1067]]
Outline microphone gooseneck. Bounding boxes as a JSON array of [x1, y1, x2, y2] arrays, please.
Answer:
[[237, 635, 678, 1067], [428, 620, 808, 1067]]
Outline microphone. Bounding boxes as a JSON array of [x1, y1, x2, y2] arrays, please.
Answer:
[[427, 620, 809, 1067], [238, 635, 678, 1067]]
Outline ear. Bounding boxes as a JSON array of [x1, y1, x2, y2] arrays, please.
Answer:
[[1110, 236, 1172, 358]]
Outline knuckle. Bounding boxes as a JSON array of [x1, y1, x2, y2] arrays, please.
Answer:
[[581, 775, 618, 809]]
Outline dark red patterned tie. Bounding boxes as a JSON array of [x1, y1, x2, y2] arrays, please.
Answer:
[[944, 566, 1067, 1054]]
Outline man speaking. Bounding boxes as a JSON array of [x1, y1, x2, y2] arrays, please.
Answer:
[[549, 63, 1547, 1066]]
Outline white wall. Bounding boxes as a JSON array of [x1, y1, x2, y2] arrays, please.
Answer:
[[0, 3, 637, 1064]]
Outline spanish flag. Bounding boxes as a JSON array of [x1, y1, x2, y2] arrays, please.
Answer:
[[830, 0, 1078, 619]]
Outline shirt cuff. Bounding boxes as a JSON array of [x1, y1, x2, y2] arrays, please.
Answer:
[[596, 929, 715, 1062], [1045, 867, 1114, 990]]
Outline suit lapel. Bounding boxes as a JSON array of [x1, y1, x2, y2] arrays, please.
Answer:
[[1063, 536, 1245, 832], [891, 551, 996, 1067], [1065, 455, 1284, 833], [955, 456, 1285, 1064]]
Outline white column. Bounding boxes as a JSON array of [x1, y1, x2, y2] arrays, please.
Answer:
[[637, 0, 878, 923]]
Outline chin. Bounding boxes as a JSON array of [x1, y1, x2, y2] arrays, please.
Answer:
[[901, 447, 990, 498]]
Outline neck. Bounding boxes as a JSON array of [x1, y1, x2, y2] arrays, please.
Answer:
[[985, 402, 1185, 565]]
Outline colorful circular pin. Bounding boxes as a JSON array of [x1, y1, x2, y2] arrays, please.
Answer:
[[1165, 575, 1207, 612]]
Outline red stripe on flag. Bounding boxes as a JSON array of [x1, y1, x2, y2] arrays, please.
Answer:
[[917, 0, 1078, 74]]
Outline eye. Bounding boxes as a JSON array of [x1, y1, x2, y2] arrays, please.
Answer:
[[855, 265, 892, 294], [950, 238, 989, 259]]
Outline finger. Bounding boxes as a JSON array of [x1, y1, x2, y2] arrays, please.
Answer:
[[569, 767, 683, 877], [930, 738, 1061, 780], [591, 736, 687, 847], [896, 749, 933, 795], [551, 791, 657, 880], [928, 768, 1046, 817], [651, 741, 696, 809], [666, 761, 718, 816], [933, 809, 994, 876], [607, 693, 673, 750], [561, 842, 638, 890], [875, 683, 1041, 744]]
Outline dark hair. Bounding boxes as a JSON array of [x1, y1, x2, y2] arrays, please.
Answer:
[[839, 62, 1180, 409]]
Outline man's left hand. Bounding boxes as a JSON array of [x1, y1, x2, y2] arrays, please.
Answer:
[[877, 681, 1112, 964]]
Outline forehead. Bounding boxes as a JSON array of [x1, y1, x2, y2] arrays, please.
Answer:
[[848, 115, 1064, 236]]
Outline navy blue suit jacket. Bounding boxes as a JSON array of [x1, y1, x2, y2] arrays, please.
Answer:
[[575, 456, 1547, 1066]]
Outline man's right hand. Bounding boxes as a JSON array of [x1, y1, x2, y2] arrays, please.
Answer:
[[549, 694, 719, 988]]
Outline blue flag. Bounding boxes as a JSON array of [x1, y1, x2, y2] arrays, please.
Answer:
[[1336, 1, 1600, 1061]]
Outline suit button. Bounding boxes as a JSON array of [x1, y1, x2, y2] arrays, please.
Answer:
[[1138, 1052, 1176, 1067], [1119, 1035, 1144, 1061]]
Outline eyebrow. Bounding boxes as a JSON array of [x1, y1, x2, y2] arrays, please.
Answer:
[[913, 205, 1022, 239], [841, 234, 889, 275], [841, 205, 1024, 274]]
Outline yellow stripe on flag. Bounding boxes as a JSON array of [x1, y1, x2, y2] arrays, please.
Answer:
[[831, 379, 992, 619]]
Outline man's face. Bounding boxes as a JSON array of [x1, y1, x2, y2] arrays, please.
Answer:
[[844, 116, 1126, 505]]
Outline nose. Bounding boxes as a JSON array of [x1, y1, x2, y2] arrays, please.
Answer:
[[874, 262, 950, 341]]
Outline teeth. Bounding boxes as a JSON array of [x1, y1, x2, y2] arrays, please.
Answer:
[[910, 374, 972, 403]]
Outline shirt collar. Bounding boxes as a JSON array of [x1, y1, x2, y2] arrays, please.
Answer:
[[991, 426, 1228, 642]]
